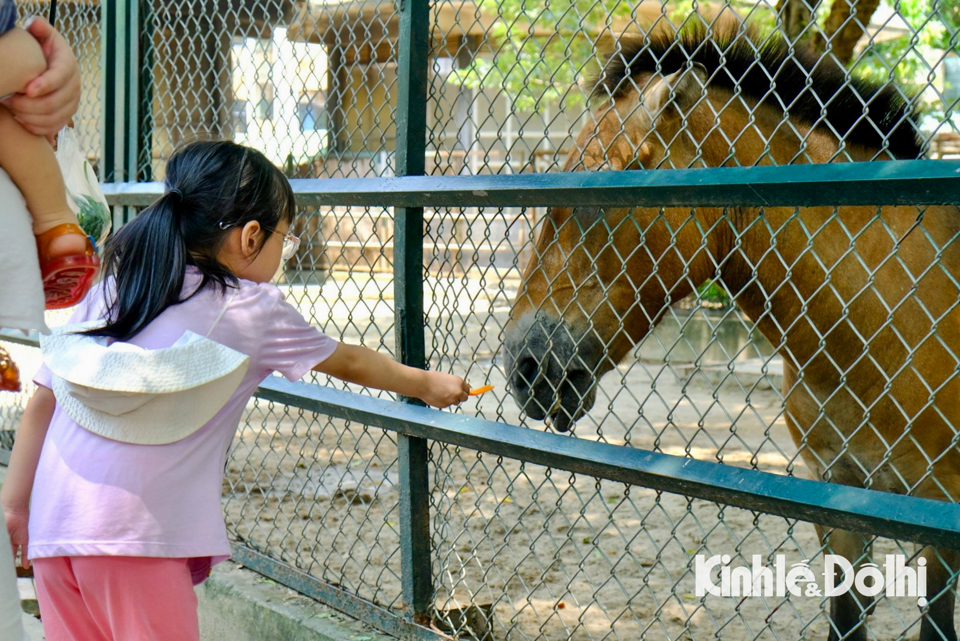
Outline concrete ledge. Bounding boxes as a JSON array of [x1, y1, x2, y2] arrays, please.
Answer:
[[199, 563, 395, 641], [19, 578, 43, 640], [22, 611, 44, 640]]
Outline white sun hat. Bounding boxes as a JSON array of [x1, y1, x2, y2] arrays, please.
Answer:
[[41, 320, 250, 445]]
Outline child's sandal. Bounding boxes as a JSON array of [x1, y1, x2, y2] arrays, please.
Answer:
[[37, 222, 101, 310], [0, 346, 21, 393]]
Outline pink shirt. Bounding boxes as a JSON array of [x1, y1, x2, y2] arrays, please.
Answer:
[[29, 268, 337, 580]]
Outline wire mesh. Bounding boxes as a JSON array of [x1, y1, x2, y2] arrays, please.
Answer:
[[420, 1, 960, 638], [432, 197, 960, 639], [3, 1, 960, 640], [138, 0, 399, 181], [224, 401, 405, 609]]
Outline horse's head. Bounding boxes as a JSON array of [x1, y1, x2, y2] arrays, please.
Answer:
[[503, 20, 922, 431], [503, 61, 715, 432]]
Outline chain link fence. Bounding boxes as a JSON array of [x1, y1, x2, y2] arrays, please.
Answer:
[[4, 1, 960, 640]]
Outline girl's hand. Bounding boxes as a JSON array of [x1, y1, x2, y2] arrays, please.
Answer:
[[418, 372, 470, 409], [3, 506, 29, 569]]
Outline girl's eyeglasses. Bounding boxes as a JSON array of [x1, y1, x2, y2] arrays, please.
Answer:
[[276, 231, 300, 261], [217, 220, 300, 261]]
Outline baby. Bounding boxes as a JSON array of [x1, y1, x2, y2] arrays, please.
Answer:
[[0, 3, 99, 312], [0, 6, 98, 394]]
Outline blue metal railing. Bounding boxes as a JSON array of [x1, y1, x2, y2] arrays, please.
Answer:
[[101, 159, 960, 208]]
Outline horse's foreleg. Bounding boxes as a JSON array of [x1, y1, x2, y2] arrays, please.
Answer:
[[818, 526, 873, 641], [919, 546, 958, 641]]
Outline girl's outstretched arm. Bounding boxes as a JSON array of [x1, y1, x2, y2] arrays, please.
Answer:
[[1, 386, 55, 568], [314, 343, 469, 409]]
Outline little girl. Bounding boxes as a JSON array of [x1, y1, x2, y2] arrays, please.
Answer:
[[1, 141, 469, 641]]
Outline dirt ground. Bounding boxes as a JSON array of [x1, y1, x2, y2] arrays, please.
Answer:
[[1, 280, 936, 641]]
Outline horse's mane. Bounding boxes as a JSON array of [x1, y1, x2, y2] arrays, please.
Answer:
[[591, 24, 922, 159]]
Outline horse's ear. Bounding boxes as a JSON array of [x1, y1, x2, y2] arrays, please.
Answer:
[[645, 62, 708, 124]]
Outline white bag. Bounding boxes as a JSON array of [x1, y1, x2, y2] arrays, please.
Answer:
[[56, 126, 110, 246]]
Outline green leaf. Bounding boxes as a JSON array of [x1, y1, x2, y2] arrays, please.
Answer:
[[69, 191, 111, 243]]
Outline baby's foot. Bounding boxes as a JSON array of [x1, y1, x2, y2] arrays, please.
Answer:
[[35, 214, 100, 310], [34, 211, 88, 260]]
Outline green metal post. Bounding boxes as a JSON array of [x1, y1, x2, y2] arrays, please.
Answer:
[[394, 0, 432, 625], [138, 0, 154, 182], [101, 0, 141, 225]]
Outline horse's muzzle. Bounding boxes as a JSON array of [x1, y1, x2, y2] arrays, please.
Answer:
[[503, 312, 604, 432]]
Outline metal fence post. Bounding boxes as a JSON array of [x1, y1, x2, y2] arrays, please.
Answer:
[[137, 0, 154, 182], [394, 0, 432, 625], [101, 0, 141, 225]]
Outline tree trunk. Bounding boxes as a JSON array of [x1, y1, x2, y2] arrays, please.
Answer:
[[777, 0, 815, 42], [812, 0, 882, 65]]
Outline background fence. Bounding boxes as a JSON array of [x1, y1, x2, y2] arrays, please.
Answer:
[[4, 1, 960, 640]]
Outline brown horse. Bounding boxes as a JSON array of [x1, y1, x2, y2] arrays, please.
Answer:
[[503, 24, 960, 641]]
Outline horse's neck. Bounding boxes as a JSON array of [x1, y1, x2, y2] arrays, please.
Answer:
[[716, 203, 960, 375], [695, 92, 877, 167], [713, 204, 856, 347], [693, 93, 886, 351]]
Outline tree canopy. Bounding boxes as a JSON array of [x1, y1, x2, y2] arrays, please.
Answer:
[[446, 0, 960, 116]]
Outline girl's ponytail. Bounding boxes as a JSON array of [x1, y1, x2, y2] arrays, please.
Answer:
[[87, 141, 296, 341], [90, 192, 189, 340]]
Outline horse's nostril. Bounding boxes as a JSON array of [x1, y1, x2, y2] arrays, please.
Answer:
[[565, 368, 592, 397], [512, 355, 540, 392]]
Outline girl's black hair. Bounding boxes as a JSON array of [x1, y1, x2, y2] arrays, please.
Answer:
[[87, 141, 296, 341]]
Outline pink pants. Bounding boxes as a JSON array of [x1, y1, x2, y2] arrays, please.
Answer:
[[33, 556, 200, 641]]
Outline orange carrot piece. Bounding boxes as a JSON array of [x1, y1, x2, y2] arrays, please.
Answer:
[[469, 384, 495, 396]]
